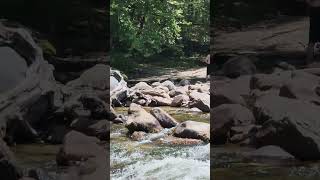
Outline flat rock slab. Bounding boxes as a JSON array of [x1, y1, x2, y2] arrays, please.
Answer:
[[253, 94, 320, 160]]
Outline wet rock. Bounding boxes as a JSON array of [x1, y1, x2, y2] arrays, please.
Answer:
[[211, 104, 255, 144], [157, 136, 203, 146], [244, 145, 295, 160], [130, 131, 147, 141], [171, 94, 190, 107], [174, 121, 210, 142], [56, 131, 107, 180], [150, 107, 178, 128], [110, 70, 128, 106], [161, 80, 175, 91], [86, 120, 110, 140], [125, 103, 163, 133], [0, 139, 22, 180], [222, 56, 257, 78], [253, 94, 320, 160]]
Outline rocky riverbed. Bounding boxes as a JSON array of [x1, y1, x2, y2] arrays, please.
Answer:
[[110, 70, 211, 179], [211, 53, 320, 179]]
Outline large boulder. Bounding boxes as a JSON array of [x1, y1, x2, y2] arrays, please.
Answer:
[[279, 71, 320, 105], [110, 70, 128, 106], [150, 107, 178, 128], [0, 47, 28, 93], [188, 91, 210, 112], [66, 64, 109, 91], [125, 103, 163, 133], [211, 75, 251, 108], [130, 82, 153, 91], [222, 56, 257, 78], [253, 94, 320, 160], [250, 71, 292, 91], [56, 131, 107, 180], [211, 104, 255, 144], [161, 80, 176, 91], [171, 94, 190, 107], [174, 121, 210, 142]]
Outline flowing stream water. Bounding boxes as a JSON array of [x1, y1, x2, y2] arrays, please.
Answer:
[[111, 107, 210, 180]]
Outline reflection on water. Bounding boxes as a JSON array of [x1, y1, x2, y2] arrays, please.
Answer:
[[213, 146, 320, 180]]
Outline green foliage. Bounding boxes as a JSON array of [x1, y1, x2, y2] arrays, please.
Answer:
[[38, 40, 57, 57], [111, 0, 209, 57]]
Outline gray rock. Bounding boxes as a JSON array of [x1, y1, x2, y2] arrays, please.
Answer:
[[161, 80, 175, 91], [174, 121, 210, 142], [211, 104, 255, 144], [253, 94, 320, 160], [125, 103, 163, 133], [150, 107, 178, 128], [171, 94, 189, 107], [222, 56, 257, 78], [0, 47, 28, 93]]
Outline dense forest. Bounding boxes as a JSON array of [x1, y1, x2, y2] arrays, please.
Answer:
[[110, 0, 210, 74], [0, 0, 108, 56]]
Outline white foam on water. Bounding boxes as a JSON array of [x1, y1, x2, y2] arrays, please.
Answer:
[[111, 144, 210, 180]]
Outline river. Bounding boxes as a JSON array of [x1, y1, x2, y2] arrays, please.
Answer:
[[111, 107, 210, 180]]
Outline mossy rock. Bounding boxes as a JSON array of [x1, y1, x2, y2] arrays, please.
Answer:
[[38, 40, 57, 56]]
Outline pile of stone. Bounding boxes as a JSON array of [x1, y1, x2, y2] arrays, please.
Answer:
[[111, 78, 210, 113], [125, 103, 210, 145], [212, 55, 320, 161]]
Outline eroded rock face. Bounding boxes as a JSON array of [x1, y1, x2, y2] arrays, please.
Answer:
[[0, 21, 60, 143], [174, 121, 210, 142], [253, 94, 320, 160], [150, 107, 178, 128], [125, 103, 163, 133]]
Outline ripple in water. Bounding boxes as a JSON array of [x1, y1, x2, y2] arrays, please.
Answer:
[[111, 133, 210, 180]]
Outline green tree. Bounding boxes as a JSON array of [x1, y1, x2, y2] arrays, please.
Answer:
[[111, 0, 209, 57]]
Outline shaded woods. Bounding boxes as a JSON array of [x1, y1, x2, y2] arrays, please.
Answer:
[[110, 0, 210, 75], [0, 0, 108, 56]]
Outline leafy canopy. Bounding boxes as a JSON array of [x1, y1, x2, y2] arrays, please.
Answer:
[[111, 0, 209, 57]]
